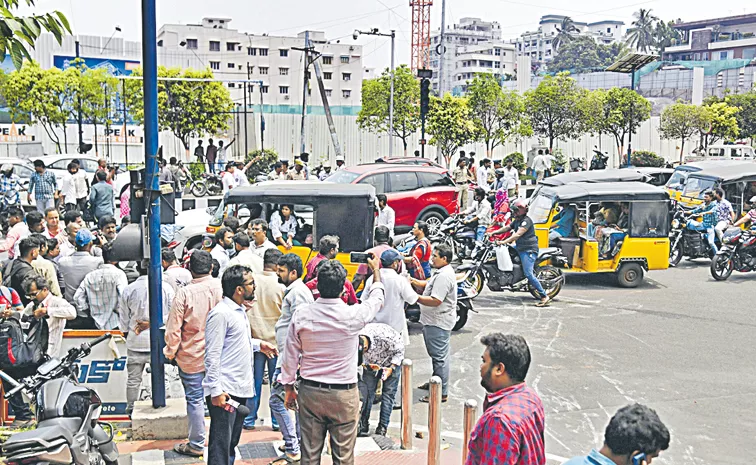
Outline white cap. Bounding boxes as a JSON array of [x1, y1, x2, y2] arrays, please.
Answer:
[[336, 156, 345, 162]]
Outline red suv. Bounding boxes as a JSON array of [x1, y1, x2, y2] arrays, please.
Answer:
[[327, 164, 458, 234]]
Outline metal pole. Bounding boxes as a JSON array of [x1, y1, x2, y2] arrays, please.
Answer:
[[260, 86, 265, 153], [122, 78, 128, 166], [427, 376, 442, 465], [243, 82, 249, 157], [300, 31, 310, 156], [436, 0, 447, 164], [401, 359, 413, 450], [76, 41, 83, 154], [627, 67, 636, 168], [421, 116, 426, 158], [389, 31, 395, 158], [141, 0, 165, 408], [462, 400, 478, 463]]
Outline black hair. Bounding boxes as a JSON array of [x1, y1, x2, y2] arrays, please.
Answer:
[[30, 234, 48, 250], [234, 232, 251, 248], [480, 333, 531, 382], [704, 190, 714, 199], [18, 237, 39, 258], [169, 157, 177, 165], [474, 187, 486, 199], [67, 162, 77, 171], [215, 226, 233, 244], [26, 211, 44, 230], [162, 248, 177, 264], [316, 260, 347, 299], [376, 194, 388, 203], [45, 237, 59, 252], [190, 250, 213, 275], [434, 243, 453, 263], [318, 235, 339, 256], [278, 253, 303, 279], [221, 265, 253, 298], [98, 215, 117, 229], [101, 241, 116, 263], [250, 218, 269, 232], [714, 187, 724, 198], [223, 216, 241, 232], [456, 158, 467, 167], [274, 161, 283, 169], [33, 159, 45, 169], [22, 274, 48, 293], [6, 205, 24, 220], [415, 221, 429, 237], [121, 216, 131, 226], [63, 210, 82, 225], [300, 152, 309, 162], [604, 404, 670, 456], [264, 248, 283, 267], [96, 170, 107, 181], [374, 226, 390, 244], [211, 259, 221, 278], [44, 207, 58, 218], [280, 204, 294, 216]]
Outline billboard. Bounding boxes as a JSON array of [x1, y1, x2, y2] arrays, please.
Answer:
[[53, 55, 140, 75]]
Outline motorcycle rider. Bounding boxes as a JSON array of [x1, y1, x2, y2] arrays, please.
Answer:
[[462, 187, 492, 242], [490, 199, 551, 307], [713, 187, 735, 240], [0, 164, 22, 209], [686, 190, 719, 256], [733, 196, 756, 229]]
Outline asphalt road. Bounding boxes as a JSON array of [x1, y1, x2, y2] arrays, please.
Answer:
[[389, 260, 755, 465]]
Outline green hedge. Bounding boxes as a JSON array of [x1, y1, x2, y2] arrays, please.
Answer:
[[631, 150, 666, 167]]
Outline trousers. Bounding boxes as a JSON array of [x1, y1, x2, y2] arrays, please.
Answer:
[[457, 186, 469, 211], [178, 369, 207, 450], [299, 382, 359, 465], [422, 325, 451, 396], [126, 350, 151, 413], [687, 220, 718, 255], [359, 368, 400, 430], [207, 394, 248, 465], [269, 368, 300, 455], [519, 250, 547, 299], [244, 352, 279, 428]]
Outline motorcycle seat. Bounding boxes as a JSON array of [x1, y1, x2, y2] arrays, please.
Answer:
[[3, 423, 75, 453], [538, 247, 560, 258]]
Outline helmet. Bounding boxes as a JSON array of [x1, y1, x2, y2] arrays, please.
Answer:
[[511, 199, 529, 216], [335, 155, 345, 162], [494, 168, 506, 176]]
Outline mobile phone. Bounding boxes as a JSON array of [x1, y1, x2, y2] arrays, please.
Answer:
[[350, 252, 374, 264], [224, 399, 240, 413], [632, 453, 647, 465]]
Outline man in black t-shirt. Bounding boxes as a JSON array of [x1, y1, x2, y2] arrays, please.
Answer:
[[494, 199, 550, 307]]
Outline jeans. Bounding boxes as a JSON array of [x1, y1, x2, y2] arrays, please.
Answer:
[[475, 225, 487, 242], [687, 220, 718, 255], [422, 325, 451, 397], [269, 369, 300, 455], [359, 368, 400, 430], [207, 161, 216, 174], [519, 250, 547, 299], [179, 369, 207, 450], [243, 352, 279, 428], [207, 394, 248, 465], [35, 198, 55, 214], [126, 350, 151, 413]]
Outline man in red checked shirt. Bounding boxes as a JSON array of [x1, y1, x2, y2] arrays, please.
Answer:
[[466, 333, 545, 465]]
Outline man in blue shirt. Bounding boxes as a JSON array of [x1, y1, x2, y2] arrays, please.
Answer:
[[563, 403, 670, 465], [28, 160, 58, 214], [549, 205, 577, 243], [686, 190, 719, 255]]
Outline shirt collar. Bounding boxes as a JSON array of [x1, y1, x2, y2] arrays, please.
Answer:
[[285, 278, 306, 292], [585, 449, 617, 465], [166, 265, 183, 270], [222, 296, 244, 312], [191, 275, 214, 284], [485, 383, 527, 406]]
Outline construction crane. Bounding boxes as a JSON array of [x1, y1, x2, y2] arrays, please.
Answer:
[[410, 0, 432, 72]]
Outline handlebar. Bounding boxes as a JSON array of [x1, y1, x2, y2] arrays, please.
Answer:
[[88, 332, 113, 348]]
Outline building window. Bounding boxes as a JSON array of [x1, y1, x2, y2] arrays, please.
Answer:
[[323, 72, 332, 80], [210, 61, 220, 70], [259, 67, 268, 75], [247, 47, 256, 56], [259, 48, 268, 56], [720, 51, 728, 59], [494, 62, 500, 68], [228, 83, 235, 88], [227, 42, 238, 51], [495, 48, 501, 56], [186, 39, 198, 49], [325, 89, 332, 97], [261, 85, 269, 94], [340, 56, 350, 64], [280, 49, 289, 57], [342, 73, 351, 81], [607, 27, 611, 33], [342, 89, 351, 98], [280, 86, 289, 94], [209, 41, 220, 52], [279, 67, 289, 75], [228, 63, 235, 69], [323, 56, 333, 65]]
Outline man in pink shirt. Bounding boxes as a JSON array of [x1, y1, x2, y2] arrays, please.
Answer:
[[0, 207, 28, 259], [282, 257, 385, 464], [164, 251, 223, 457], [304, 235, 339, 282]]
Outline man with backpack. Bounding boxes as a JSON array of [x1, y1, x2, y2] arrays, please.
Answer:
[[21, 274, 75, 358], [4, 238, 40, 307]]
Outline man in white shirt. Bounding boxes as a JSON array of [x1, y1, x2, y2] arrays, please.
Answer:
[[227, 232, 263, 273], [59, 163, 79, 211], [364, 249, 416, 343], [247, 219, 277, 258], [502, 158, 520, 198], [476, 158, 492, 192], [268, 162, 285, 181], [376, 194, 396, 237], [463, 187, 493, 242], [335, 155, 346, 171], [532, 151, 556, 183], [210, 227, 234, 275], [71, 160, 90, 213], [221, 163, 238, 194], [162, 248, 193, 292]]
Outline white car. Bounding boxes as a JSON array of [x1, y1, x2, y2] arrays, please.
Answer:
[[170, 207, 215, 259]]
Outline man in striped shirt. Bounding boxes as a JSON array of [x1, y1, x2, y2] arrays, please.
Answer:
[[74, 243, 128, 330]]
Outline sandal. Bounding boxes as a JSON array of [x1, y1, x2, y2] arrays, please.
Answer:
[[419, 395, 448, 403], [268, 453, 301, 464], [535, 298, 551, 308], [174, 443, 203, 457]]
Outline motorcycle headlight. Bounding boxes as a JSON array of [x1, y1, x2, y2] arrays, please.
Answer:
[[671, 219, 680, 229]]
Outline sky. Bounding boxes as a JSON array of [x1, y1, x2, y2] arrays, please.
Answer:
[[17, 0, 756, 71]]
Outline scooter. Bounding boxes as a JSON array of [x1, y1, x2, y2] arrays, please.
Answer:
[[1, 333, 119, 465], [569, 157, 585, 172], [590, 150, 608, 170], [405, 276, 476, 331]]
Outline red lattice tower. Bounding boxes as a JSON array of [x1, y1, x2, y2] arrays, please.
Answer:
[[410, 0, 432, 72]]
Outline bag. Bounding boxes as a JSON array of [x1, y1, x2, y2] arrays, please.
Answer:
[[0, 315, 48, 370], [495, 245, 513, 272]]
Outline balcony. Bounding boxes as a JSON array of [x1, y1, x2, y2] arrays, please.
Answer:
[[666, 30, 756, 53], [708, 35, 756, 50]]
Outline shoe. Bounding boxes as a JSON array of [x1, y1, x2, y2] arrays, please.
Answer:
[[417, 382, 430, 390], [357, 422, 370, 437], [419, 395, 448, 403], [242, 424, 256, 431], [9, 418, 35, 429], [174, 443, 203, 457], [272, 424, 280, 432], [375, 425, 387, 436], [393, 403, 402, 410]]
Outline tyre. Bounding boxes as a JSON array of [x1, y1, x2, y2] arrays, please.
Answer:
[[452, 301, 470, 332], [463, 270, 485, 296], [419, 210, 445, 236], [207, 183, 223, 196], [669, 241, 683, 267], [529, 265, 564, 299], [191, 181, 207, 197], [617, 262, 644, 288], [710, 253, 733, 281]]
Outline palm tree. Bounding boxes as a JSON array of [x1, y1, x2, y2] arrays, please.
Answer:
[[654, 20, 682, 57], [552, 16, 580, 51], [626, 8, 659, 53]]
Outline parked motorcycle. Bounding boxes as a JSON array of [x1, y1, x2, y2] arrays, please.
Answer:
[[430, 215, 478, 260], [458, 241, 566, 299], [569, 157, 585, 172], [590, 150, 608, 170], [177, 161, 208, 197], [203, 172, 224, 196], [0, 333, 119, 465], [710, 227, 756, 280], [668, 205, 718, 266], [405, 276, 477, 331]]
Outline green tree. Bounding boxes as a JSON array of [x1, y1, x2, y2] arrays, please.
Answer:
[[594, 87, 652, 159], [427, 94, 475, 167], [550, 37, 630, 73], [524, 73, 591, 152], [725, 91, 756, 142], [699, 100, 739, 148], [358, 65, 419, 155], [0, 1, 72, 69], [126, 66, 234, 155], [626, 8, 659, 53], [658, 102, 711, 162], [467, 73, 530, 156], [552, 16, 579, 51], [654, 20, 682, 57]]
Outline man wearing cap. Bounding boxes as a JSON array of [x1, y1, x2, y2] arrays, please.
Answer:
[[287, 159, 307, 181], [335, 155, 346, 171], [58, 229, 104, 325], [222, 162, 238, 194], [268, 162, 285, 181], [299, 152, 312, 180]]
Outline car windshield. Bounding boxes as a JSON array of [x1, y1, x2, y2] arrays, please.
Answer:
[[528, 194, 553, 224], [682, 177, 717, 199], [666, 170, 687, 189], [325, 171, 359, 184]]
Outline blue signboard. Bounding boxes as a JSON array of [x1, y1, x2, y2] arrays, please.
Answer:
[[53, 55, 140, 75]]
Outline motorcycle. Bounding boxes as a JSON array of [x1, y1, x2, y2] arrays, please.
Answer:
[[710, 227, 756, 281], [202, 172, 223, 196], [177, 161, 208, 197], [405, 275, 477, 331], [569, 157, 585, 172], [0, 333, 119, 465], [590, 150, 608, 170], [430, 215, 478, 260], [668, 205, 718, 266], [458, 241, 566, 299]]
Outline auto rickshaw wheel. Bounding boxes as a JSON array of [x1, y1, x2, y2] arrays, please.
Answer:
[[617, 262, 644, 288]]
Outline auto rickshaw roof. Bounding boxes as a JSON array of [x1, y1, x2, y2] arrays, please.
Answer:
[[542, 182, 670, 202], [674, 160, 751, 172], [632, 167, 675, 175], [540, 169, 648, 187], [225, 181, 376, 203], [685, 162, 756, 183]]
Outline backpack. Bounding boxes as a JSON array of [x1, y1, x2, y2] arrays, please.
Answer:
[[0, 314, 49, 370]]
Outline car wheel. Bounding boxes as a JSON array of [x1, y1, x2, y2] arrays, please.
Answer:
[[419, 211, 445, 236]]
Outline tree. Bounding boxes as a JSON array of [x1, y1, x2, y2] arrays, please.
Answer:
[[654, 20, 682, 57], [725, 91, 756, 142], [549, 36, 630, 73], [552, 16, 579, 51], [467, 73, 531, 156], [593, 87, 652, 160], [658, 102, 711, 162], [77, 67, 118, 156], [626, 8, 659, 53], [524, 73, 591, 152], [426, 94, 475, 167], [126, 66, 234, 155], [358, 65, 419, 155], [699, 100, 739, 148], [0, 1, 72, 69]]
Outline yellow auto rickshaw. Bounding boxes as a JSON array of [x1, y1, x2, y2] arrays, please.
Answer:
[[677, 163, 756, 213], [665, 160, 751, 202], [530, 182, 670, 287]]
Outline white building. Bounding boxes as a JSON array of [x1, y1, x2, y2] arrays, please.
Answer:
[[430, 17, 502, 94], [450, 41, 517, 95], [511, 15, 625, 64]]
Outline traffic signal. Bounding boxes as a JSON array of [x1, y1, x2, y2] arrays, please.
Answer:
[[420, 78, 430, 116]]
